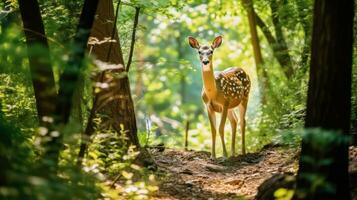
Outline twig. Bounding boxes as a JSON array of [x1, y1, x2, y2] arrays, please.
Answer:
[[126, 7, 140, 72], [184, 121, 190, 150], [110, 174, 122, 188]]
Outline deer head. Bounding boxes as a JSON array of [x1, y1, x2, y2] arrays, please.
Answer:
[[188, 36, 223, 70]]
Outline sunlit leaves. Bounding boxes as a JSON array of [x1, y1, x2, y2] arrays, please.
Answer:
[[274, 188, 294, 200]]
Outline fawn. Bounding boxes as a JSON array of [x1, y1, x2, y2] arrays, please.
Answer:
[[188, 36, 250, 159]]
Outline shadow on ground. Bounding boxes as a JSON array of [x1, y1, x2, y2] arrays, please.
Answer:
[[151, 145, 299, 200]]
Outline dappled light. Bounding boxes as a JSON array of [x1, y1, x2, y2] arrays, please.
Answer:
[[0, 0, 356, 199]]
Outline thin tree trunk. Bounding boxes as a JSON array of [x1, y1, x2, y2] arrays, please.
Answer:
[[18, 0, 57, 123], [43, 0, 99, 170], [176, 35, 186, 104], [269, 0, 294, 78], [134, 55, 144, 99], [242, 0, 268, 103], [295, 0, 354, 199], [255, 12, 294, 78], [295, 0, 311, 69], [126, 7, 140, 72]]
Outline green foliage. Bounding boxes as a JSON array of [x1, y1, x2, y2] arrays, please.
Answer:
[[84, 124, 158, 199], [0, 0, 354, 199], [274, 188, 294, 200]]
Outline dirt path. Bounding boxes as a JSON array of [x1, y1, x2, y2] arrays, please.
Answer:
[[150, 145, 299, 200]]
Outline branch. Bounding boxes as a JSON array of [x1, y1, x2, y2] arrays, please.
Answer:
[[106, 0, 121, 62], [126, 7, 140, 72], [255, 12, 293, 78], [254, 12, 276, 45]]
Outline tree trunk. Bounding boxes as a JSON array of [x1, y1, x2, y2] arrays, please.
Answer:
[[18, 0, 57, 123], [242, 0, 268, 103], [176, 35, 186, 104], [126, 7, 140, 72], [269, 0, 294, 78], [42, 0, 99, 170], [78, 0, 153, 167], [255, 12, 294, 79], [295, 0, 354, 199], [295, 0, 312, 69], [88, 0, 141, 148], [77, 0, 124, 166]]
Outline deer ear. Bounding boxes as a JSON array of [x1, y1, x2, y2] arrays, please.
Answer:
[[188, 36, 200, 49], [211, 36, 223, 49]]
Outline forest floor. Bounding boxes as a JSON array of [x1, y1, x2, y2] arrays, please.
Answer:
[[149, 145, 357, 200], [150, 145, 299, 200]]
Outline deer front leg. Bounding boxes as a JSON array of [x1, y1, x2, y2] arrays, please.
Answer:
[[219, 101, 229, 158], [228, 110, 237, 156], [239, 99, 248, 155], [207, 104, 217, 159]]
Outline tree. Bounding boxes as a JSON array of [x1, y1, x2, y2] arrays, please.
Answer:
[[18, 0, 57, 123], [42, 0, 99, 170], [241, 0, 269, 103], [254, 6, 295, 78], [269, 0, 293, 78], [295, 0, 354, 199], [78, 0, 153, 167], [295, 0, 312, 68]]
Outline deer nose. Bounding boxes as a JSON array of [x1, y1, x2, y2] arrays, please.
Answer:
[[202, 60, 209, 65]]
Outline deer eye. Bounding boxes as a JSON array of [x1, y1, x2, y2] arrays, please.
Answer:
[[198, 51, 202, 54]]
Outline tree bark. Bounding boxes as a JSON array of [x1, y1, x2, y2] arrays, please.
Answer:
[[242, 0, 268, 103], [42, 0, 99, 170], [88, 0, 140, 147], [295, 0, 311, 69], [295, 0, 354, 199], [176, 34, 186, 104], [255, 12, 294, 79], [77, 0, 123, 166], [269, 0, 294, 78], [126, 7, 140, 72], [78, 0, 153, 167], [18, 0, 57, 123]]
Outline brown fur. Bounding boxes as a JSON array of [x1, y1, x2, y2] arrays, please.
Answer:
[[202, 67, 250, 112]]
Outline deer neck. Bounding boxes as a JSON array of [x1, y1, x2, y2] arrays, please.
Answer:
[[201, 63, 217, 99]]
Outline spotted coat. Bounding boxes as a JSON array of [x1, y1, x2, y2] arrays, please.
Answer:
[[215, 67, 250, 100]]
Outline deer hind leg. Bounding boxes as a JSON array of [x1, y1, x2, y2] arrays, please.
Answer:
[[219, 101, 229, 158], [239, 99, 248, 155], [228, 110, 238, 156], [207, 104, 217, 159]]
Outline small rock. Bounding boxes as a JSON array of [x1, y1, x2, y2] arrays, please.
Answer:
[[205, 164, 226, 172]]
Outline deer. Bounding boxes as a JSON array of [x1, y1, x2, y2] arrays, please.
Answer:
[[188, 36, 250, 159]]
